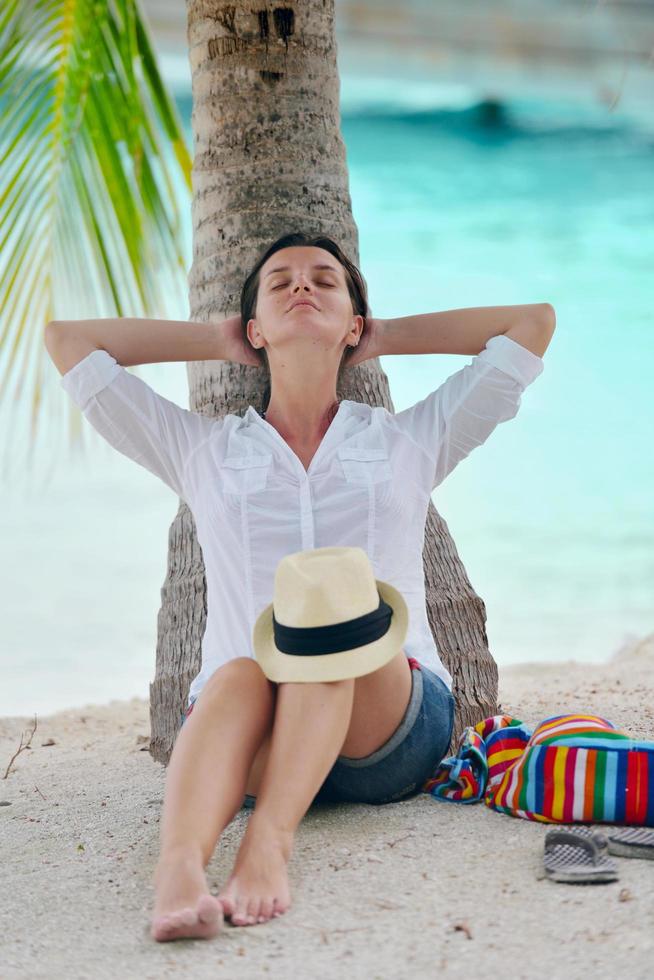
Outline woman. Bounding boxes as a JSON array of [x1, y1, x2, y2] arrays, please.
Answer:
[[45, 231, 554, 942]]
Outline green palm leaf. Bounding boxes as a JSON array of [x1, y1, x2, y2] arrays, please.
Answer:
[[0, 0, 192, 471]]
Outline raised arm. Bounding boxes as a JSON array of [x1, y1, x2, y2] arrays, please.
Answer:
[[43, 315, 252, 503], [372, 302, 556, 360], [373, 300, 556, 495], [44, 316, 228, 376]]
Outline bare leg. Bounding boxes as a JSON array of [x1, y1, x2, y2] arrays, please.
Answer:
[[217, 677, 356, 926], [150, 658, 277, 942]]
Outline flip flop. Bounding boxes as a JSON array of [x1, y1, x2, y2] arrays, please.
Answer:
[[605, 827, 654, 860], [543, 828, 619, 884], [553, 824, 608, 850]]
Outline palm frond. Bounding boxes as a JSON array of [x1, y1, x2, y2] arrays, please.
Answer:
[[0, 0, 192, 478]]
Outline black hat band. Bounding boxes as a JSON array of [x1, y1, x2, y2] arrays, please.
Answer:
[[272, 593, 393, 656]]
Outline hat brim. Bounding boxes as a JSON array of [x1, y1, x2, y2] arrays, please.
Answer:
[[252, 580, 409, 683]]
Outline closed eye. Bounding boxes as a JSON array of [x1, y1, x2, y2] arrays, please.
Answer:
[[272, 281, 335, 289]]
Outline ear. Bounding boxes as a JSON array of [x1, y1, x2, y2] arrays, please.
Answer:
[[246, 317, 259, 348], [350, 314, 364, 342]]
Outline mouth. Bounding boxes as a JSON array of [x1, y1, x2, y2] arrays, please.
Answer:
[[289, 301, 318, 311]]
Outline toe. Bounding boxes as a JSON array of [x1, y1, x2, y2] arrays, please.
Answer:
[[259, 898, 274, 922], [166, 911, 182, 929], [197, 894, 224, 927], [179, 907, 197, 927], [232, 898, 249, 926], [246, 897, 260, 925], [151, 916, 170, 940], [153, 914, 179, 941], [217, 891, 236, 918]]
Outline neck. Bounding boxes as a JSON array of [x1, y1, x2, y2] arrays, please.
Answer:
[[260, 352, 344, 444]]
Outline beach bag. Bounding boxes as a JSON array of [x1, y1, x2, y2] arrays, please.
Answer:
[[423, 713, 654, 826]]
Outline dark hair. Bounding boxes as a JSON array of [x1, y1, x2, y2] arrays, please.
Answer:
[[240, 232, 370, 413]]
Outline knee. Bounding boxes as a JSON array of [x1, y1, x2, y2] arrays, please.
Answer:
[[201, 657, 276, 702]]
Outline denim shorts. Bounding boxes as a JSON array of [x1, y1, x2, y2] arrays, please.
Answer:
[[179, 657, 455, 808]]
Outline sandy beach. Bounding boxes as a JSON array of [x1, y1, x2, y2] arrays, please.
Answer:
[[1, 634, 652, 980]]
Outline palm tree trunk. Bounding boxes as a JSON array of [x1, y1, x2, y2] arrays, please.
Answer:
[[149, 0, 498, 766]]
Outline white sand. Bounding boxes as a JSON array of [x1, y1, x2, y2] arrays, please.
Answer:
[[1, 634, 653, 980]]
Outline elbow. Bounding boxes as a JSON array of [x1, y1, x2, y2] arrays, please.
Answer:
[[44, 320, 64, 353], [44, 321, 102, 376], [44, 319, 82, 351], [539, 303, 556, 332]]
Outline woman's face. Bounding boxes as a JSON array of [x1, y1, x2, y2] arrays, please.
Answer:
[[247, 245, 363, 361]]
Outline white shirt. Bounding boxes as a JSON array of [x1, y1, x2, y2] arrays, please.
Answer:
[[60, 333, 544, 705]]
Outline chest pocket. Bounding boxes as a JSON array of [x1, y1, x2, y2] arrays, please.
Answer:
[[337, 446, 393, 485], [221, 453, 273, 494]]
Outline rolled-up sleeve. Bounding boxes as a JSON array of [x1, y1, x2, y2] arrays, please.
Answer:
[[390, 334, 545, 491], [60, 348, 216, 504]]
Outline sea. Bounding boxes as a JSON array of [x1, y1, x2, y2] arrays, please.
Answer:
[[2, 74, 652, 717]]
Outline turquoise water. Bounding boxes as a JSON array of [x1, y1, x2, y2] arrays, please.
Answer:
[[2, 89, 652, 716], [340, 97, 654, 669]]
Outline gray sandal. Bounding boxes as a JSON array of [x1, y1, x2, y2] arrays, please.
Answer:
[[565, 824, 654, 860], [605, 827, 654, 860], [543, 828, 619, 884], [555, 824, 609, 849]]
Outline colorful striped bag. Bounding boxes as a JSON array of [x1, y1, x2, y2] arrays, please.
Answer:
[[422, 713, 654, 825]]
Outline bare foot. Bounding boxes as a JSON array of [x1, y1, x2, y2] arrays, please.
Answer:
[[217, 815, 294, 926], [150, 849, 224, 942]]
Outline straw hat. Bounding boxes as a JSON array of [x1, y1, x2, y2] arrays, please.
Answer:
[[253, 546, 409, 682]]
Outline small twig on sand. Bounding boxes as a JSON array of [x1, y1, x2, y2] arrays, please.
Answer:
[[453, 920, 473, 939], [2, 715, 38, 779]]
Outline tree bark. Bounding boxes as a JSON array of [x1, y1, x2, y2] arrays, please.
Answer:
[[149, 0, 498, 766]]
